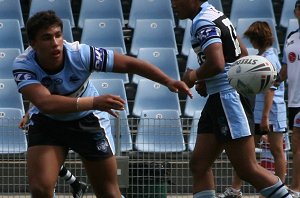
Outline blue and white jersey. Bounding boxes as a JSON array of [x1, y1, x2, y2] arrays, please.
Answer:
[[190, 2, 241, 94], [12, 41, 115, 121], [254, 48, 286, 126]]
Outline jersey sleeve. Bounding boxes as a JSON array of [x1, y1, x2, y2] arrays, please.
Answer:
[[192, 19, 222, 51], [80, 44, 114, 72], [12, 56, 41, 92]]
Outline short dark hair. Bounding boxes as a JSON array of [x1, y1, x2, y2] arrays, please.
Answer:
[[243, 21, 274, 49], [26, 10, 63, 43], [295, 0, 300, 8]]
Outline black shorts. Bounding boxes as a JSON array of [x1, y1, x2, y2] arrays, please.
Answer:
[[288, 107, 300, 130], [28, 113, 113, 160], [197, 91, 254, 142]]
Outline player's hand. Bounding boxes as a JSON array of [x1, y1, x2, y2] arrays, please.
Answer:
[[19, 114, 29, 129], [195, 80, 207, 97], [260, 117, 270, 133], [93, 95, 126, 117], [182, 68, 196, 88], [166, 80, 193, 98]]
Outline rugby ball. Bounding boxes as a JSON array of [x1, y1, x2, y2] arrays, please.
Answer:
[[228, 55, 277, 95]]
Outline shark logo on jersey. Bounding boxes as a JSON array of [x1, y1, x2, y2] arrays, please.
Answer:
[[94, 47, 106, 71]]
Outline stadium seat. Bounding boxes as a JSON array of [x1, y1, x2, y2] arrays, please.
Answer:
[[109, 110, 133, 152], [0, 79, 25, 114], [0, 19, 24, 52], [186, 48, 199, 70], [132, 48, 180, 84], [128, 0, 175, 29], [28, 0, 75, 28], [280, 0, 297, 28], [62, 19, 73, 42], [89, 79, 129, 115], [188, 110, 201, 151], [78, 0, 124, 28], [236, 18, 280, 54], [0, 48, 21, 79], [132, 79, 181, 117], [81, 18, 127, 54], [0, 0, 24, 28], [130, 19, 178, 56], [246, 48, 259, 55], [181, 19, 192, 56], [0, 107, 28, 154], [135, 109, 186, 152], [230, 0, 276, 28], [184, 87, 208, 117]]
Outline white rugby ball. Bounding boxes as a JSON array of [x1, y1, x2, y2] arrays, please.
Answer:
[[228, 55, 277, 95]]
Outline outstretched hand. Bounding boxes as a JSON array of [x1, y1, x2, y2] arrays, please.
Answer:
[[195, 80, 208, 97], [166, 80, 193, 98], [93, 95, 126, 117]]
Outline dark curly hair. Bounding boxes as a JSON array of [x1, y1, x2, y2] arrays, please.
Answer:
[[26, 10, 63, 43]]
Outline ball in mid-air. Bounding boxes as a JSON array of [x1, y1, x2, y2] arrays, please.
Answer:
[[228, 55, 277, 95]]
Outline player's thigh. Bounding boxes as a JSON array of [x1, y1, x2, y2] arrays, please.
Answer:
[[27, 145, 67, 188], [224, 136, 257, 173], [191, 133, 223, 169], [82, 156, 119, 194]]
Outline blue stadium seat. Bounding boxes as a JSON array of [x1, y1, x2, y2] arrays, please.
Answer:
[[280, 0, 297, 28], [0, 79, 25, 114], [246, 48, 259, 55], [132, 48, 180, 84], [236, 18, 280, 54], [62, 19, 73, 42], [186, 48, 199, 70], [109, 110, 133, 152], [0, 0, 24, 28], [0, 19, 24, 52], [181, 19, 192, 56], [230, 0, 276, 28], [135, 109, 186, 152], [188, 110, 201, 151], [78, 0, 124, 28], [0, 108, 28, 154], [128, 0, 175, 29], [0, 48, 21, 79], [89, 79, 129, 115], [130, 19, 178, 56], [29, 0, 75, 28], [132, 79, 181, 117], [81, 18, 126, 54], [184, 87, 208, 117]]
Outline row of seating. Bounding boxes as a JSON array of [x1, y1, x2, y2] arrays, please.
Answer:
[[0, 78, 207, 118], [0, 107, 200, 154], [2, 0, 297, 29]]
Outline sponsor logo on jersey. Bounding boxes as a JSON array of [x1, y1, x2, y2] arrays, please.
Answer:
[[296, 118, 300, 125], [288, 52, 297, 63], [41, 76, 53, 87], [94, 47, 105, 70], [197, 26, 220, 45], [14, 72, 36, 82], [69, 74, 80, 82]]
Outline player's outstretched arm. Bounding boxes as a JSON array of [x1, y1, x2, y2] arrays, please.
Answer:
[[112, 52, 192, 98], [20, 83, 125, 117]]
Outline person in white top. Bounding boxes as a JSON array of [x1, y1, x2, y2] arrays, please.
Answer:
[[278, 1, 300, 197]]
